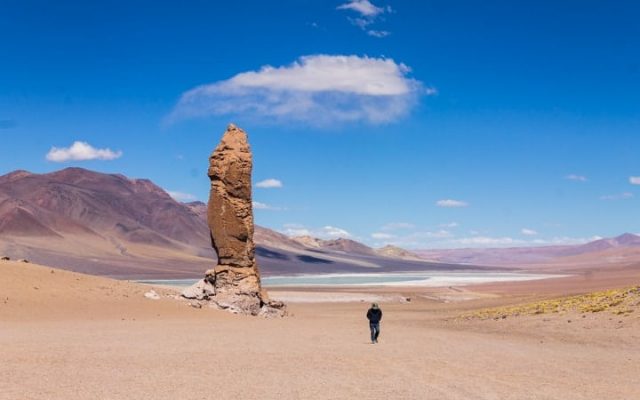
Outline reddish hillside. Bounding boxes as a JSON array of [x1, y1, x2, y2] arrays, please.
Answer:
[[0, 168, 209, 246]]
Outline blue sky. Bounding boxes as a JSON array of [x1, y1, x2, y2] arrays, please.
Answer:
[[1, 0, 639, 248]]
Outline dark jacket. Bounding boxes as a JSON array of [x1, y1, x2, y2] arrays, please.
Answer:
[[367, 308, 382, 323]]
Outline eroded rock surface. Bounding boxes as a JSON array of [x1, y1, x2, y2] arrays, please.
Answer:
[[182, 124, 286, 317]]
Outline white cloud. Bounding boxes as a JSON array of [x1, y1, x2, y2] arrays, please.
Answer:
[[323, 225, 351, 238], [565, 174, 587, 182], [451, 236, 519, 246], [439, 222, 459, 228], [281, 224, 351, 239], [284, 228, 312, 236], [46, 141, 122, 162], [381, 222, 415, 231], [371, 232, 395, 239], [367, 30, 390, 38], [630, 176, 640, 185], [282, 223, 312, 237], [337, 0, 385, 17], [425, 87, 438, 95], [436, 199, 469, 208], [600, 192, 634, 201], [256, 178, 283, 188], [253, 201, 284, 210], [423, 230, 453, 239], [521, 228, 538, 236], [337, 1, 392, 37], [168, 55, 426, 125], [166, 190, 197, 202], [379, 232, 606, 249]]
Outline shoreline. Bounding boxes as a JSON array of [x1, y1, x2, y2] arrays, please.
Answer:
[[136, 270, 565, 289]]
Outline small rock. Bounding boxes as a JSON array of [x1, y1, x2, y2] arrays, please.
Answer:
[[1, 256, 10, 261], [17, 259, 29, 263], [181, 279, 215, 300], [144, 290, 160, 300], [189, 302, 203, 309]]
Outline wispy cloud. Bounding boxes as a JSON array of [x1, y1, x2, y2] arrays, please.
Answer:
[[282, 223, 311, 237], [416, 235, 601, 249], [371, 232, 395, 239], [366, 29, 390, 38], [252, 201, 284, 211], [630, 176, 640, 185], [323, 225, 352, 238], [565, 174, 587, 182], [166, 190, 197, 202], [255, 178, 283, 188], [281, 224, 351, 239], [600, 192, 634, 201], [521, 228, 538, 236], [252, 201, 278, 210], [381, 222, 415, 231], [167, 54, 427, 126], [46, 141, 122, 162], [337, 0, 385, 17], [436, 199, 469, 208], [439, 222, 459, 228], [337, 1, 392, 37]]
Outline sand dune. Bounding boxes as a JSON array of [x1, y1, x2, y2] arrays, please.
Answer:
[[2, 260, 639, 399]]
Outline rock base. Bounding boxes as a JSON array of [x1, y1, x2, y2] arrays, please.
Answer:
[[181, 274, 287, 318]]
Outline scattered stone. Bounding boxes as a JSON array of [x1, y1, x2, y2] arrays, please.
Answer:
[[181, 124, 286, 317], [1, 256, 10, 261], [17, 259, 29, 263], [181, 279, 215, 300], [144, 290, 160, 300], [189, 302, 203, 309]]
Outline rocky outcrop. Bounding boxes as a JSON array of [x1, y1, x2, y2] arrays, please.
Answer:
[[182, 124, 286, 317]]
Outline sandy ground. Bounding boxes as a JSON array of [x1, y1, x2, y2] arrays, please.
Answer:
[[1, 260, 639, 400]]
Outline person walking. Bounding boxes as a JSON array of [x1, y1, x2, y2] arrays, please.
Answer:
[[366, 303, 382, 344]]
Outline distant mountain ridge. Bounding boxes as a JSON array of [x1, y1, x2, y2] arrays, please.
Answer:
[[415, 233, 640, 267], [0, 168, 459, 278], [1, 168, 636, 277]]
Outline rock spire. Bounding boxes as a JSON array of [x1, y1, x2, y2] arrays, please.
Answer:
[[182, 124, 286, 317]]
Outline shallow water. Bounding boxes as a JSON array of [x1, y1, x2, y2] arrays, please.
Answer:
[[137, 271, 563, 288]]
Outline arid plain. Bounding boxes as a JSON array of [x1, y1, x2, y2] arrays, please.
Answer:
[[2, 260, 639, 400]]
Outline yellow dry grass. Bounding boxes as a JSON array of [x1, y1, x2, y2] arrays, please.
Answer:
[[463, 286, 640, 320]]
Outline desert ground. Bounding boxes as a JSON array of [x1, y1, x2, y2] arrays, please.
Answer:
[[1, 260, 639, 400]]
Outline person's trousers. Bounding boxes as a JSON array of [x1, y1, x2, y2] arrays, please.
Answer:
[[369, 322, 380, 342]]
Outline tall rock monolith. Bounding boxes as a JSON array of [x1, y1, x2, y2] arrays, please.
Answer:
[[182, 124, 286, 317]]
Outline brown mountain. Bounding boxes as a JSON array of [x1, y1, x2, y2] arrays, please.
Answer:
[[0, 168, 210, 246], [0, 168, 468, 278]]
